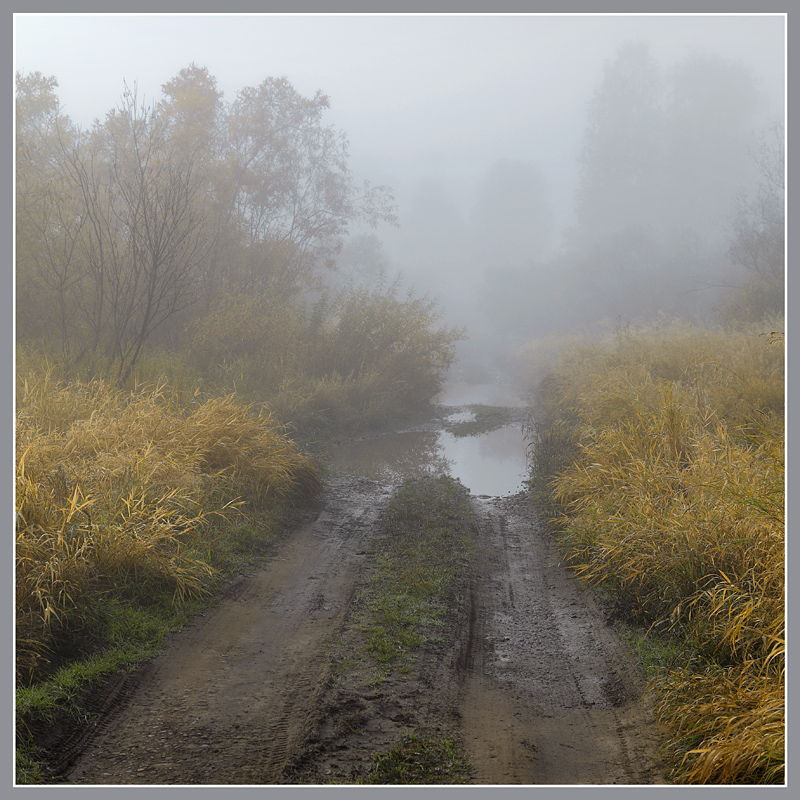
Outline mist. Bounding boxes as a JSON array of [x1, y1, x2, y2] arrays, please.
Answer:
[[15, 13, 785, 389], [14, 16, 788, 787]]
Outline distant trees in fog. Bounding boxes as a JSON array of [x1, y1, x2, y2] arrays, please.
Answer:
[[576, 42, 764, 241], [721, 122, 785, 325], [479, 41, 783, 347]]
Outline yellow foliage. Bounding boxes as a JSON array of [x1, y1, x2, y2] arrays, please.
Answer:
[[15, 369, 322, 678]]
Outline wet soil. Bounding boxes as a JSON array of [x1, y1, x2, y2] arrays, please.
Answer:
[[63, 477, 393, 785], [58, 410, 666, 786], [461, 493, 663, 784]]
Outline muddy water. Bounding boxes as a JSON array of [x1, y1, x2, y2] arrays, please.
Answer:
[[326, 382, 530, 497]]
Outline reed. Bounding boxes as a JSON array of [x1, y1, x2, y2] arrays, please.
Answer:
[[15, 369, 322, 681], [525, 319, 785, 784]]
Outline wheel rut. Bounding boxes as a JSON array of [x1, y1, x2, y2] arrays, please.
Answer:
[[460, 493, 664, 785], [64, 477, 391, 785]]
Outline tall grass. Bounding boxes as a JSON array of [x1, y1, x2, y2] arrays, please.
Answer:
[[15, 364, 321, 681], [521, 319, 784, 784]]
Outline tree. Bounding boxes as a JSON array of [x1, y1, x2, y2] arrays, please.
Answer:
[[575, 42, 664, 239], [575, 43, 765, 243], [222, 76, 397, 297], [327, 233, 393, 292], [721, 122, 785, 324], [59, 84, 213, 379], [663, 53, 764, 236], [159, 63, 224, 160], [16, 67, 399, 374]]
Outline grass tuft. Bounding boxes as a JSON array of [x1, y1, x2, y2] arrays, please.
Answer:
[[363, 733, 472, 784]]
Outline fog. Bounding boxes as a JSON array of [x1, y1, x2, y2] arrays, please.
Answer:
[[15, 13, 786, 382]]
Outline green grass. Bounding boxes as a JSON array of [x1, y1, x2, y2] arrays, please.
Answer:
[[362, 733, 472, 784], [615, 623, 692, 683], [356, 476, 475, 673]]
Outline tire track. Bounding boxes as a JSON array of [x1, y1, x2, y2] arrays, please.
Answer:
[[64, 477, 391, 785], [461, 493, 664, 785]]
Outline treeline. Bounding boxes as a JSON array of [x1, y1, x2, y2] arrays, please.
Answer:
[[16, 66, 461, 419], [523, 320, 784, 784], [478, 43, 784, 355]]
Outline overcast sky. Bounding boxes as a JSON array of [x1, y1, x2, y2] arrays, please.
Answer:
[[14, 13, 785, 204], [14, 13, 787, 333]]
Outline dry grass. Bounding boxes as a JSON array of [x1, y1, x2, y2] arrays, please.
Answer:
[[525, 319, 784, 784], [15, 366, 322, 680]]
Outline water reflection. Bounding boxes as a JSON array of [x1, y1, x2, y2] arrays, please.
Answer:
[[326, 429, 451, 484], [327, 416, 529, 497]]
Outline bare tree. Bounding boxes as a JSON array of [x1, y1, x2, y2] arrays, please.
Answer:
[[722, 122, 785, 323], [62, 85, 213, 380]]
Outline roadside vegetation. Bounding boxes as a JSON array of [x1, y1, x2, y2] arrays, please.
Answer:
[[522, 318, 785, 784], [358, 476, 475, 673], [14, 357, 323, 781], [187, 284, 463, 435], [15, 66, 462, 784]]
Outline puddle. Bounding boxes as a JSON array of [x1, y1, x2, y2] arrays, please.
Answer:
[[436, 427, 529, 497], [327, 398, 530, 497]]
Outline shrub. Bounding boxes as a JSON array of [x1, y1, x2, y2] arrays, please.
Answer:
[[15, 370, 321, 680], [185, 284, 464, 430]]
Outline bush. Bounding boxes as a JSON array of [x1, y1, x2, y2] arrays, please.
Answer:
[[185, 285, 464, 431], [15, 369, 321, 680]]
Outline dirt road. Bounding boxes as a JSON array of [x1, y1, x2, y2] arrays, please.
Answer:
[[63, 463, 664, 785], [65, 477, 393, 785], [462, 493, 663, 784]]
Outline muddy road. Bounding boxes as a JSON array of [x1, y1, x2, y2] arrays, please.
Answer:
[[62, 402, 664, 785], [64, 477, 392, 784], [462, 493, 662, 784]]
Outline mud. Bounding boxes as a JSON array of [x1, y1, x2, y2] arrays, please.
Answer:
[[59, 409, 666, 786], [64, 477, 393, 785], [462, 493, 664, 784]]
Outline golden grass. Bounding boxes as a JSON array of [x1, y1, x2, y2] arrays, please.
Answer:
[[525, 319, 785, 784], [15, 367, 322, 679]]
